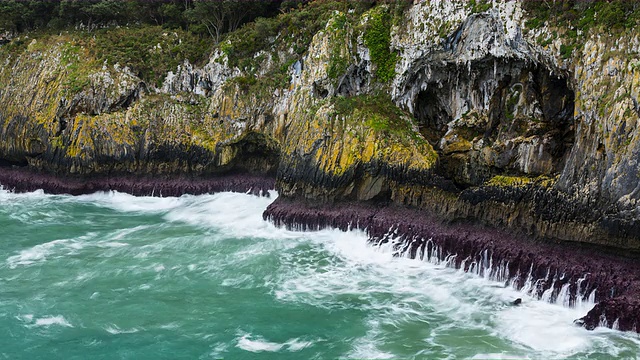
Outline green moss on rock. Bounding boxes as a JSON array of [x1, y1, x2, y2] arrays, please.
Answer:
[[363, 6, 397, 83]]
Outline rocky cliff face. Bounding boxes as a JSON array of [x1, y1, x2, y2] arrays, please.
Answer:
[[1, 0, 640, 331]]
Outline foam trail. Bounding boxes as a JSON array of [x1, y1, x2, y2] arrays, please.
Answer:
[[99, 190, 634, 358], [1, 188, 637, 359], [76, 191, 186, 213], [274, 219, 633, 358], [236, 333, 314, 353], [387, 234, 598, 312], [30, 315, 73, 328]]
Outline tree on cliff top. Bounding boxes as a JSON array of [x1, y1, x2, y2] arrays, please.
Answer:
[[0, 0, 283, 35], [184, 0, 275, 43]]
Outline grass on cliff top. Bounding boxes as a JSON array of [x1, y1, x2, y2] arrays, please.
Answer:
[[523, 0, 640, 60], [523, 0, 640, 32], [220, 1, 409, 94], [218, 1, 370, 101], [221, 1, 372, 71], [0, 25, 211, 89], [92, 26, 210, 87]]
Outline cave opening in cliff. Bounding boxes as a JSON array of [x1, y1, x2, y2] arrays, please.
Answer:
[[409, 62, 576, 187], [222, 132, 281, 176], [536, 68, 575, 159], [413, 87, 452, 147]]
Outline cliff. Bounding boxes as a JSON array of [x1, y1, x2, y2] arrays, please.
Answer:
[[1, 0, 640, 331]]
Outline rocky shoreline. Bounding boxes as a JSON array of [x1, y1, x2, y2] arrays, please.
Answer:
[[0, 167, 275, 197], [264, 197, 640, 333], [2, 166, 639, 332]]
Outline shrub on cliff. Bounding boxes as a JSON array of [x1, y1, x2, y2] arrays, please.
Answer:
[[92, 26, 210, 87], [523, 0, 640, 31], [363, 6, 397, 83]]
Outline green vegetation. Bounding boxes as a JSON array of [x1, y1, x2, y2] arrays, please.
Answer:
[[220, 2, 374, 100], [332, 93, 422, 142], [226, 57, 296, 98], [363, 6, 397, 83], [0, 25, 211, 90], [221, 1, 371, 71], [0, 1, 400, 90], [560, 43, 575, 60], [468, 0, 492, 14], [522, 0, 640, 31], [505, 91, 520, 121], [523, 1, 640, 61], [92, 26, 209, 87], [487, 175, 534, 187], [0, 1, 298, 88], [487, 174, 557, 188], [326, 12, 351, 80], [0, 0, 284, 38], [60, 41, 90, 95]]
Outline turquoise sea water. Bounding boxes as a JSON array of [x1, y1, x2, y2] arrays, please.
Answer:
[[0, 188, 639, 359]]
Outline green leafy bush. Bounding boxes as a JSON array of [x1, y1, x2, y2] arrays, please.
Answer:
[[92, 26, 210, 87], [222, 1, 371, 71], [363, 7, 397, 83]]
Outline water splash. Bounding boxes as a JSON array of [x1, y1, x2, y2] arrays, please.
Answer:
[[1, 188, 638, 359]]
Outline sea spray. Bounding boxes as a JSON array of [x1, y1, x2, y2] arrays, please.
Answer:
[[0, 188, 638, 359]]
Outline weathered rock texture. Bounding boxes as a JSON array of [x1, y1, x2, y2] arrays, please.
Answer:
[[0, 166, 274, 197], [1, 0, 640, 332], [264, 198, 640, 332]]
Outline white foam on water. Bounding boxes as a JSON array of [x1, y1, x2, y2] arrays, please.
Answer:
[[495, 298, 593, 355], [6, 238, 83, 268], [4, 223, 156, 270], [0, 188, 47, 201], [163, 191, 304, 240], [471, 354, 530, 359], [76, 191, 185, 213], [105, 324, 141, 334], [208, 342, 229, 358], [134, 190, 639, 359], [221, 274, 254, 288], [271, 218, 640, 358], [32, 315, 73, 328], [286, 338, 314, 351], [6, 240, 64, 268], [107, 225, 153, 241], [99, 241, 129, 248], [5, 230, 133, 268], [159, 322, 180, 330], [235, 333, 314, 353], [236, 334, 283, 352], [347, 319, 396, 360], [16, 314, 34, 323], [3, 189, 639, 358]]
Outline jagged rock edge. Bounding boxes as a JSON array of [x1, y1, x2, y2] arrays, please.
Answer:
[[263, 198, 640, 333]]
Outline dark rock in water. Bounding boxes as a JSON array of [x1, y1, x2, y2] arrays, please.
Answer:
[[0, 167, 275, 197], [264, 198, 640, 333], [578, 297, 640, 332], [512, 298, 522, 306]]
